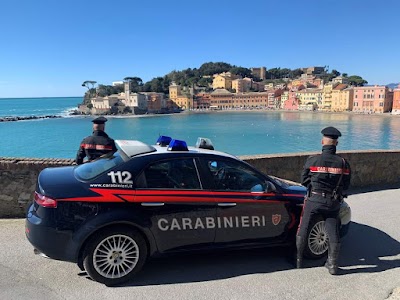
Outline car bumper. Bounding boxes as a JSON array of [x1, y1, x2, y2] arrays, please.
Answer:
[[25, 204, 78, 262], [339, 201, 351, 237]]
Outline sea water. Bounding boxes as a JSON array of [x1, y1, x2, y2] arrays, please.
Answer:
[[1, 97, 400, 159]]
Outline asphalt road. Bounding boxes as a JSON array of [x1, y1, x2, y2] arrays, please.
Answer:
[[1, 188, 399, 300]]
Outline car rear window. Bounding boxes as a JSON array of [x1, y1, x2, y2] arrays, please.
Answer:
[[74, 152, 125, 180]]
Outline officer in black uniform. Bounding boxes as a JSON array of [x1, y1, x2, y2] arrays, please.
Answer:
[[75, 116, 117, 165], [296, 126, 351, 275]]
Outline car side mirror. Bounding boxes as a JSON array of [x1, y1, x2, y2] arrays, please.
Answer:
[[265, 181, 276, 193]]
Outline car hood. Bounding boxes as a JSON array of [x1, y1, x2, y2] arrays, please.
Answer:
[[270, 175, 306, 195], [38, 166, 89, 199]]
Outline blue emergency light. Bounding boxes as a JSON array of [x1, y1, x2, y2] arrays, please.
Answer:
[[167, 139, 189, 151], [156, 135, 172, 147]]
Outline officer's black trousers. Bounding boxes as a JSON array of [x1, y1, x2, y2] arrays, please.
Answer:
[[297, 196, 340, 244]]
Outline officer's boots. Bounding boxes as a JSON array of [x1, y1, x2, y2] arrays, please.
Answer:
[[296, 235, 306, 269], [325, 242, 341, 275]]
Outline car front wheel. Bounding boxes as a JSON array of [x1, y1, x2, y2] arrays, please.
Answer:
[[304, 217, 328, 259], [83, 227, 147, 286]]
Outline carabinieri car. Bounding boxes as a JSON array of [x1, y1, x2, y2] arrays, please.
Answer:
[[26, 136, 351, 285]]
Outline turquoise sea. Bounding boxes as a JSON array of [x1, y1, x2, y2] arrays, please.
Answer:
[[1, 97, 400, 159]]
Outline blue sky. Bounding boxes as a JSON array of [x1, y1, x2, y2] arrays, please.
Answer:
[[0, 0, 399, 98]]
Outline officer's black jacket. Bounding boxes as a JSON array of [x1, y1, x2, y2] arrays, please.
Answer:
[[301, 145, 351, 194], [75, 130, 117, 164]]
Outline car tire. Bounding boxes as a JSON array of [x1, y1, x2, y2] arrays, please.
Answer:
[[83, 227, 147, 286], [304, 216, 328, 259]]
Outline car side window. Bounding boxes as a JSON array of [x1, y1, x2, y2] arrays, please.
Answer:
[[136, 158, 201, 189], [206, 159, 267, 192]]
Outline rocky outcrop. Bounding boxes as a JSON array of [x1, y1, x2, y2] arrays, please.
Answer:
[[0, 115, 62, 122]]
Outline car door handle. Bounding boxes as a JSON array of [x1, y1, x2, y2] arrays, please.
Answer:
[[141, 202, 165, 207], [218, 202, 237, 207]]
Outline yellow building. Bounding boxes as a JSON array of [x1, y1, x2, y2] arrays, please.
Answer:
[[331, 85, 353, 112], [173, 95, 192, 110], [212, 74, 233, 90], [321, 83, 335, 111], [169, 82, 181, 100], [297, 88, 323, 109], [232, 78, 253, 93]]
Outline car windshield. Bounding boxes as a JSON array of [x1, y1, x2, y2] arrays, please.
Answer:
[[74, 152, 125, 180]]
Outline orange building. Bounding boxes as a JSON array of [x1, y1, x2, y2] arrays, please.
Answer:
[[392, 85, 400, 114]]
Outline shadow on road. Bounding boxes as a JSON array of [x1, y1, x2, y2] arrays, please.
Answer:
[[338, 222, 400, 274], [85, 221, 398, 287]]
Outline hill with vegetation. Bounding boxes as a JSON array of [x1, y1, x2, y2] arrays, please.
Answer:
[[81, 62, 368, 104]]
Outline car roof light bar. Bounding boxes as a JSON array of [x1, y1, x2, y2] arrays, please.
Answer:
[[167, 139, 189, 151], [195, 137, 214, 150], [156, 135, 172, 147]]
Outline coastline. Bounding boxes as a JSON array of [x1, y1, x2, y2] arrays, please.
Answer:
[[2, 108, 400, 122]]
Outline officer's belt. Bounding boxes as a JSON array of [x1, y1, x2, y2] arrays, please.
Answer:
[[311, 190, 334, 198]]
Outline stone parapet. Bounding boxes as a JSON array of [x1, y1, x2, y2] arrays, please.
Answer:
[[1, 151, 399, 218]]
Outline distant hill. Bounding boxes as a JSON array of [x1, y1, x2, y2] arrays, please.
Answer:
[[386, 83, 399, 89]]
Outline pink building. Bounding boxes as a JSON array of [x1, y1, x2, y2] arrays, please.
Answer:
[[284, 91, 300, 110], [352, 86, 393, 113]]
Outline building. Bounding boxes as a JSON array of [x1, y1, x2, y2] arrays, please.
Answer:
[[303, 66, 325, 75], [121, 92, 147, 110], [112, 81, 124, 86], [212, 74, 233, 90], [280, 91, 289, 108], [283, 91, 300, 110], [332, 76, 349, 84], [210, 89, 233, 109], [267, 89, 283, 108], [194, 93, 211, 109], [232, 77, 263, 93], [392, 85, 400, 114], [352, 86, 393, 113], [169, 82, 182, 100], [331, 85, 353, 112], [297, 88, 323, 110], [321, 83, 336, 111], [234, 92, 269, 109], [141, 92, 166, 113], [173, 95, 192, 110], [250, 67, 267, 80]]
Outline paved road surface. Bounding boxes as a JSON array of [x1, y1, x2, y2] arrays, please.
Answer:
[[0, 188, 399, 300]]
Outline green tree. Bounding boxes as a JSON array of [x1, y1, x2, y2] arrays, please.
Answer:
[[331, 69, 341, 77], [347, 75, 368, 86], [124, 77, 143, 92], [229, 67, 252, 78], [198, 62, 232, 76], [81, 80, 97, 104]]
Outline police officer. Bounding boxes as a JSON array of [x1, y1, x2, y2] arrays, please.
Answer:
[[296, 126, 351, 275], [75, 116, 117, 164]]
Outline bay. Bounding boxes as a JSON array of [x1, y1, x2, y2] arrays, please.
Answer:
[[1, 97, 400, 159]]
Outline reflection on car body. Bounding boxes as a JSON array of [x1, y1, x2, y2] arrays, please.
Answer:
[[25, 136, 351, 285]]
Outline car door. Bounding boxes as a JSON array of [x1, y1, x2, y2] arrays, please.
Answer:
[[135, 157, 217, 252], [201, 157, 291, 245]]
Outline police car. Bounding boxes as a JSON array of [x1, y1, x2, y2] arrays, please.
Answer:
[[26, 136, 351, 285]]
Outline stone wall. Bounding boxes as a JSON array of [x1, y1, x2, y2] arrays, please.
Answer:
[[1, 150, 399, 218]]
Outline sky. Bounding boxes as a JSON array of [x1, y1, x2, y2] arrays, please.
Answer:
[[0, 0, 399, 98]]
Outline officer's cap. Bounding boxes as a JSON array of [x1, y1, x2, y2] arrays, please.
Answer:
[[92, 116, 108, 124], [321, 126, 341, 139]]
